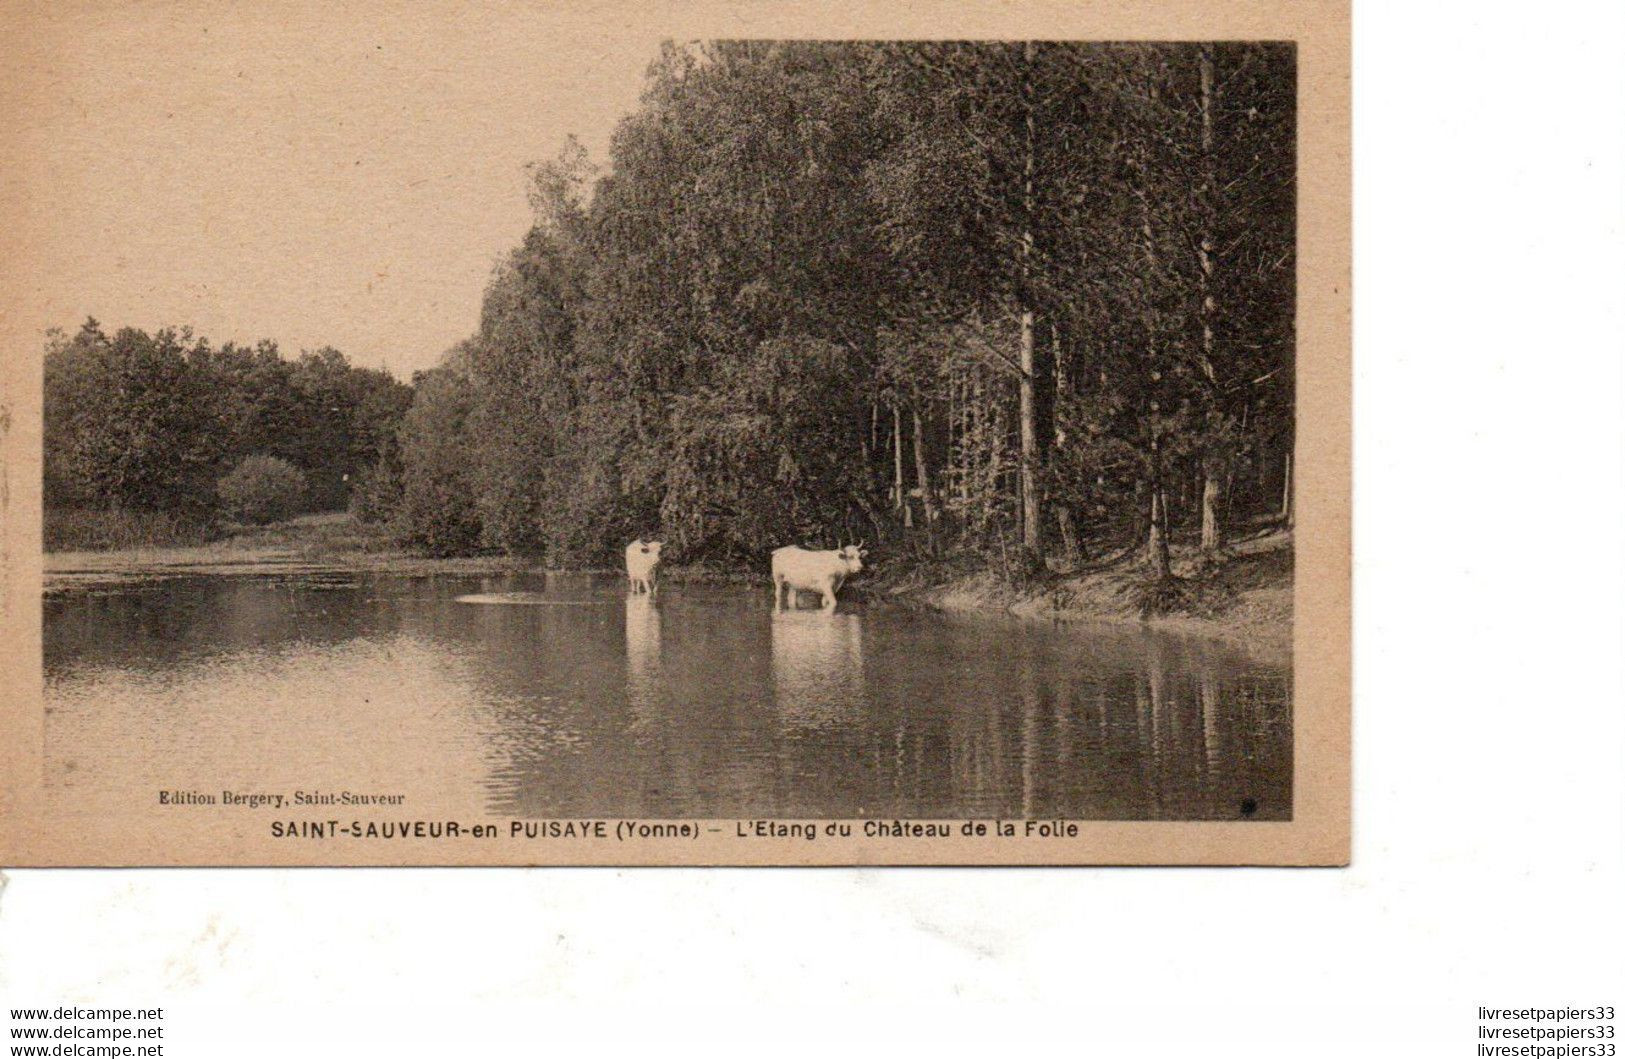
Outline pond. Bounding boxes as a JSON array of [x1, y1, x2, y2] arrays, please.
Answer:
[[43, 572, 1292, 821]]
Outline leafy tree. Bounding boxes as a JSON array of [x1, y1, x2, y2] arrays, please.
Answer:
[[44, 323, 224, 517], [393, 354, 485, 556], [384, 41, 1296, 575], [463, 143, 592, 554], [44, 318, 413, 530], [660, 336, 867, 558]]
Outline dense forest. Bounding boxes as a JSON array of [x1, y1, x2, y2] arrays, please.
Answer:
[[386, 40, 1295, 572], [44, 41, 1295, 579], [43, 320, 411, 546]]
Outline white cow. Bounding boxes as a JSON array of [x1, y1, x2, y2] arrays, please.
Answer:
[[771, 544, 866, 611], [624, 539, 664, 594]]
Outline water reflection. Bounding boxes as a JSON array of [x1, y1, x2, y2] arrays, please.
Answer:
[[43, 631, 497, 817], [769, 609, 864, 730], [624, 593, 662, 727], [43, 574, 1291, 821]]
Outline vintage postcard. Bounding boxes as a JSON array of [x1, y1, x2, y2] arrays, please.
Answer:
[[0, 0, 1349, 865]]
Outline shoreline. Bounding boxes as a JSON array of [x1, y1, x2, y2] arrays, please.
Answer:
[[853, 527, 1292, 664], [43, 517, 1291, 662]]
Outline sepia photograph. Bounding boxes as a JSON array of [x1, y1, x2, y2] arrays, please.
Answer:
[[1, 3, 1348, 865], [10, 4, 1625, 1056]]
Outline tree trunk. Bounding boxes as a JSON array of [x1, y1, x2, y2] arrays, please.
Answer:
[[1139, 63, 1170, 582], [1050, 325, 1081, 564], [949, 370, 962, 506], [1200, 472, 1221, 552], [1019, 312, 1040, 555], [1055, 504, 1082, 566], [1197, 44, 1225, 556], [892, 402, 911, 528], [1282, 447, 1293, 526], [965, 368, 983, 531], [1198, 44, 1218, 389], [1147, 482, 1171, 579], [986, 377, 1005, 541], [1053, 322, 1068, 399], [1017, 39, 1044, 559], [912, 404, 936, 551], [947, 376, 957, 507]]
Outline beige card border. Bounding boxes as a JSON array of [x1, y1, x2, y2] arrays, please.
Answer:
[[0, 0, 1349, 867]]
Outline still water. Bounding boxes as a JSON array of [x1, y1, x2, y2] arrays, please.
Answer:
[[43, 572, 1291, 820]]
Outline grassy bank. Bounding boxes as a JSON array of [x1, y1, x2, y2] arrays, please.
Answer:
[[43, 512, 525, 596], [45, 512, 1291, 659], [45, 507, 220, 551]]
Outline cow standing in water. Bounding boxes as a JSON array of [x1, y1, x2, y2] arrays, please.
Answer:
[[625, 540, 664, 594], [771, 544, 866, 611]]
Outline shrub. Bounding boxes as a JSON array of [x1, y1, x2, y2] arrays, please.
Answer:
[[217, 455, 307, 525]]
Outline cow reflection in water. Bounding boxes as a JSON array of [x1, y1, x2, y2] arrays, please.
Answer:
[[623, 593, 662, 729], [769, 609, 865, 730]]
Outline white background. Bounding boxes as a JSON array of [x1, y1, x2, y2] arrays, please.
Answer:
[[4, 4, 1623, 1054]]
